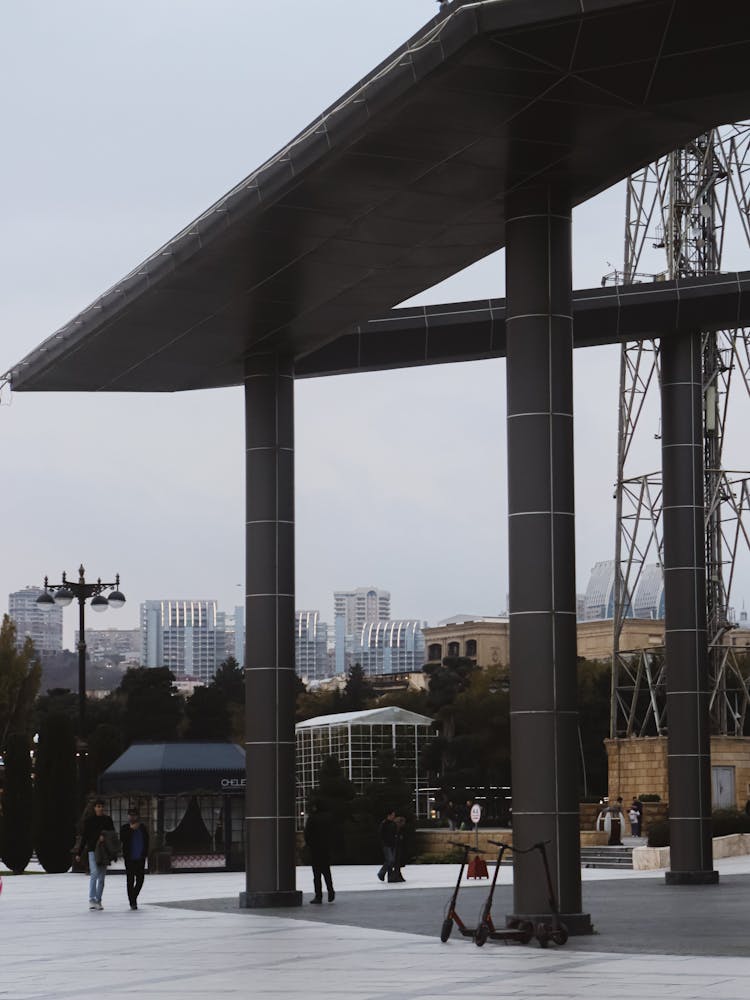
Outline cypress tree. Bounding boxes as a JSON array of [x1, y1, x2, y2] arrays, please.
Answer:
[[0, 732, 34, 874], [33, 713, 77, 873]]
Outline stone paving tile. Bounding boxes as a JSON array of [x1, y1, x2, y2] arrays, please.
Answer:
[[2, 860, 750, 999]]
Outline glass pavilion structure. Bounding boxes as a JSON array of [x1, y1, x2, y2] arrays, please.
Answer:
[[295, 706, 434, 828]]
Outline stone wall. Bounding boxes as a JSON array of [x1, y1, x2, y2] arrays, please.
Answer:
[[607, 735, 750, 812], [605, 736, 669, 803]]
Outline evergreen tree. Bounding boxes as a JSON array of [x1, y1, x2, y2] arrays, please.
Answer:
[[341, 663, 375, 712], [0, 615, 42, 748], [87, 722, 124, 786], [118, 667, 183, 744], [307, 756, 357, 864], [0, 732, 34, 873], [211, 656, 244, 704], [184, 685, 231, 740], [33, 713, 77, 872]]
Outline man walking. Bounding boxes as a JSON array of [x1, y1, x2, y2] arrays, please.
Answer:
[[304, 801, 335, 904], [74, 799, 115, 910], [377, 808, 398, 882], [120, 808, 150, 910]]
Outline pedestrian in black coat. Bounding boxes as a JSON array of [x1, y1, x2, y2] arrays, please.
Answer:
[[305, 802, 335, 904]]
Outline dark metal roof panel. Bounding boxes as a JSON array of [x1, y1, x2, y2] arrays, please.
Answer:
[[9, 0, 750, 393], [294, 271, 750, 377]]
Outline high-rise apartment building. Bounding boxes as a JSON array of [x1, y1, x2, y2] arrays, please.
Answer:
[[8, 586, 63, 654], [295, 610, 329, 681], [333, 586, 390, 674], [355, 620, 425, 677], [140, 600, 226, 682], [225, 605, 245, 666]]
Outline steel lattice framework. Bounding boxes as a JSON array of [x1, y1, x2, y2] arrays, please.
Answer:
[[610, 124, 750, 738]]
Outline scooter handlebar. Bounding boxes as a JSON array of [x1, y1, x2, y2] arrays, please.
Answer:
[[448, 841, 478, 852]]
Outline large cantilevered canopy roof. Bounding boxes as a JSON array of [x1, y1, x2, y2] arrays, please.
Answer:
[[10, 0, 750, 393]]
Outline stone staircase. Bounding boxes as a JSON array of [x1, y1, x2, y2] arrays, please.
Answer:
[[580, 844, 634, 869]]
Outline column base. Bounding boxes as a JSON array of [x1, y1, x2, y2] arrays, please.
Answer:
[[239, 890, 303, 908], [665, 870, 719, 886], [506, 912, 594, 935]]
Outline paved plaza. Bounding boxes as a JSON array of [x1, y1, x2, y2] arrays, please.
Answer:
[[3, 854, 750, 999]]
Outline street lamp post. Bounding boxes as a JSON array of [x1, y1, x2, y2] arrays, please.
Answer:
[[37, 564, 125, 801]]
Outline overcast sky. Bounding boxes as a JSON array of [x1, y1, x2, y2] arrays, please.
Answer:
[[2, 1, 749, 649]]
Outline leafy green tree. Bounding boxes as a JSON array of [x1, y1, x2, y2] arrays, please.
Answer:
[[306, 756, 357, 864], [87, 722, 124, 784], [351, 749, 416, 864], [212, 656, 244, 704], [341, 664, 375, 712], [184, 685, 231, 740], [0, 732, 34, 873], [207, 657, 245, 742], [576, 657, 612, 798], [375, 687, 430, 715], [296, 685, 343, 723], [424, 656, 476, 740], [0, 615, 42, 747], [33, 713, 77, 872], [118, 667, 183, 744]]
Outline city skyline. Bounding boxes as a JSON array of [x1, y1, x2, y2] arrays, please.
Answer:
[[2, 3, 750, 654]]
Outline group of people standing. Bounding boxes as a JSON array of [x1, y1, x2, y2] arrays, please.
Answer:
[[596, 795, 643, 845], [74, 800, 150, 910], [303, 804, 408, 904]]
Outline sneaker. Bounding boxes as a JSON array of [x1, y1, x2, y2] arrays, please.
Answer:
[[377, 872, 385, 882], [130, 904, 138, 910], [309, 897, 322, 904], [328, 891, 335, 903], [95, 902, 103, 910], [89, 901, 97, 910]]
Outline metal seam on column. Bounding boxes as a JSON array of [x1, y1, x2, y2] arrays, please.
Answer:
[[546, 195, 561, 873], [505, 312, 573, 322], [508, 411, 573, 419], [509, 511, 574, 517], [274, 354, 280, 890], [505, 212, 570, 224], [245, 815, 297, 820], [247, 593, 295, 598], [245, 446, 294, 452], [245, 517, 294, 524], [246, 740, 296, 745], [511, 709, 578, 716]]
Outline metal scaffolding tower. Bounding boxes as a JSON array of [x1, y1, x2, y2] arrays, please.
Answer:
[[609, 124, 750, 739]]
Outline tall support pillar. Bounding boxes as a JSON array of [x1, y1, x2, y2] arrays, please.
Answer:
[[660, 333, 718, 885], [505, 186, 591, 933], [239, 351, 302, 908]]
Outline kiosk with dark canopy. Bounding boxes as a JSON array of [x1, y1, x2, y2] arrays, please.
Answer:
[[10, 0, 750, 928]]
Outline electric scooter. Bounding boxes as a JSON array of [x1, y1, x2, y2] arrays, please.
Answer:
[[529, 841, 569, 947], [474, 840, 533, 946], [440, 842, 481, 942]]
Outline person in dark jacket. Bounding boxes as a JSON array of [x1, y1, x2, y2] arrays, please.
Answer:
[[120, 808, 150, 910], [377, 809, 398, 882], [304, 801, 335, 904], [75, 799, 115, 910]]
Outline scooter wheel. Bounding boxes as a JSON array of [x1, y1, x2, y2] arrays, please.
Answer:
[[475, 923, 489, 947], [440, 917, 454, 942], [518, 920, 534, 944], [552, 923, 569, 946], [536, 922, 550, 948]]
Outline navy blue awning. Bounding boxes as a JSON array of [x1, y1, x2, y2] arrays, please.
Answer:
[[98, 742, 246, 796]]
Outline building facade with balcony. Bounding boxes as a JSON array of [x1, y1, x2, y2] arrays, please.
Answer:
[[8, 586, 63, 654], [141, 599, 226, 683]]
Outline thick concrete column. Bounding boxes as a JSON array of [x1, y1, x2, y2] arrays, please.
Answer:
[[660, 332, 718, 885], [505, 185, 591, 933], [239, 351, 302, 908]]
